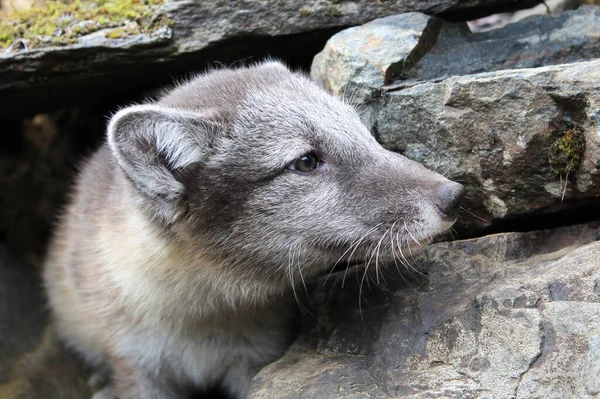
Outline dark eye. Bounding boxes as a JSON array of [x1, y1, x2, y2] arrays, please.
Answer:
[[289, 152, 320, 172]]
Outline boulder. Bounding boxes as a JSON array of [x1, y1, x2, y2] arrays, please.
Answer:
[[311, 13, 443, 108], [313, 7, 600, 99], [0, 0, 542, 119], [467, 0, 587, 32], [311, 8, 600, 231], [403, 6, 600, 82], [376, 60, 600, 230], [249, 222, 600, 399]]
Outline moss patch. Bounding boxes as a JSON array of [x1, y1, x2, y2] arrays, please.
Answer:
[[298, 8, 314, 17], [0, 0, 168, 50], [548, 125, 585, 176], [298, 3, 342, 18]]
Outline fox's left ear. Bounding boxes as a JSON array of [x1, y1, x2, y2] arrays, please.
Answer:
[[107, 104, 221, 224]]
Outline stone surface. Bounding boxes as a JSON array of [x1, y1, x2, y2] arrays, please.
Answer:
[[313, 6, 600, 102], [251, 349, 388, 399], [313, 13, 600, 230], [249, 222, 600, 399], [311, 13, 443, 106], [405, 6, 600, 82], [467, 0, 585, 32], [0, 0, 541, 119], [376, 60, 600, 230]]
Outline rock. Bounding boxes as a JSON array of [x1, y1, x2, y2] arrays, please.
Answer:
[[376, 60, 600, 229], [312, 10, 600, 230], [467, 0, 585, 32], [249, 222, 600, 399], [313, 7, 600, 100], [0, 0, 542, 119], [250, 349, 388, 399], [311, 13, 443, 107], [516, 302, 600, 398], [404, 6, 600, 82]]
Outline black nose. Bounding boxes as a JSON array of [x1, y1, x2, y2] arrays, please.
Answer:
[[436, 181, 465, 216]]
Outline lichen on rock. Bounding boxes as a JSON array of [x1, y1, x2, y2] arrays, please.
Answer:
[[548, 124, 586, 177], [0, 0, 168, 50]]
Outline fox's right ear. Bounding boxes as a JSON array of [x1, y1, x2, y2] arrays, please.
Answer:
[[107, 104, 220, 223]]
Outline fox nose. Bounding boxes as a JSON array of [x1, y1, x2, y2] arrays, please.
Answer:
[[436, 181, 465, 216]]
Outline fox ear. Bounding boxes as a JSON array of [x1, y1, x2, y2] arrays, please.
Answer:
[[107, 104, 220, 223]]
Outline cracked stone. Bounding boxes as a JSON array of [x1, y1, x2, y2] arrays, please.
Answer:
[[516, 302, 600, 398], [0, 0, 543, 119], [249, 222, 600, 398], [311, 8, 600, 232], [376, 60, 600, 231], [311, 13, 443, 106], [403, 6, 600, 82]]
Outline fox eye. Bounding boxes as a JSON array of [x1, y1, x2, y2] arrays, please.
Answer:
[[289, 152, 320, 172]]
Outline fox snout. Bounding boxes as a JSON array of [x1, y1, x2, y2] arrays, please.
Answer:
[[435, 181, 465, 217]]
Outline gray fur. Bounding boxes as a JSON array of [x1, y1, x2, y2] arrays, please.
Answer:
[[44, 61, 463, 399]]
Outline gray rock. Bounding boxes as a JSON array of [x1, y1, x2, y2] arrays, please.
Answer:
[[314, 15, 600, 229], [250, 349, 388, 399], [467, 0, 585, 33], [312, 8, 600, 158], [516, 302, 600, 398], [1, 0, 542, 119], [311, 13, 443, 106], [405, 6, 600, 82], [376, 60, 600, 229], [313, 6, 600, 98], [249, 222, 600, 399]]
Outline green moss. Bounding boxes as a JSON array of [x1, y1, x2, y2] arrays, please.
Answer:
[[299, 4, 341, 18], [299, 8, 314, 17], [322, 6, 342, 17], [105, 27, 129, 39], [548, 125, 585, 176], [0, 0, 168, 50]]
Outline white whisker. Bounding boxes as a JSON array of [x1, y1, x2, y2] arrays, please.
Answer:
[[324, 222, 383, 286], [404, 221, 422, 246]]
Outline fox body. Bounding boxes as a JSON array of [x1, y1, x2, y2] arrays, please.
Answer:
[[43, 62, 464, 398]]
